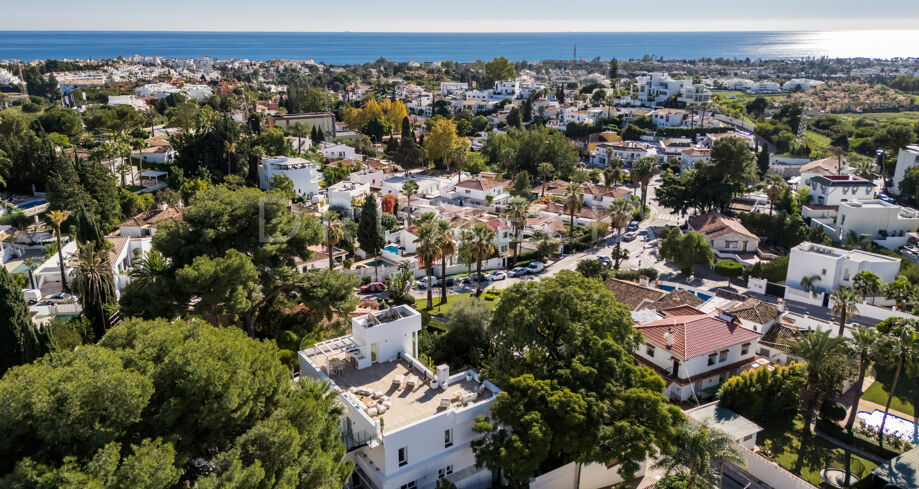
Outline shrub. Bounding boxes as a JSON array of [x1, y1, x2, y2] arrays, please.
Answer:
[[637, 268, 659, 281], [744, 255, 789, 282], [392, 294, 416, 306], [361, 275, 372, 285], [718, 363, 806, 422], [22, 103, 42, 113], [819, 400, 847, 422]]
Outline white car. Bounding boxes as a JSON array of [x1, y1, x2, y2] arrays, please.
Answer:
[[508, 267, 528, 277], [487, 271, 507, 281], [415, 276, 440, 289], [527, 261, 545, 273]]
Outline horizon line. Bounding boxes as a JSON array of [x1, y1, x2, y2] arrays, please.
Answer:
[[2, 28, 919, 34]]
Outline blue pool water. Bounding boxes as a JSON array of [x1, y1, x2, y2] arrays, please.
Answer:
[[15, 199, 47, 210], [384, 245, 400, 255], [657, 284, 712, 302], [363, 259, 390, 268]]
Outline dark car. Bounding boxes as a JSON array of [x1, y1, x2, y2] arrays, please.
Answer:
[[444, 277, 457, 286], [627, 221, 639, 232], [360, 282, 386, 293]]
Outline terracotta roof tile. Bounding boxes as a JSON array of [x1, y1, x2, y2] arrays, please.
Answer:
[[687, 212, 758, 240], [726, 298, 781, 326], [635, 314, 762, 360], [455, 179, 504, 191], [604, 278, 666, 310]]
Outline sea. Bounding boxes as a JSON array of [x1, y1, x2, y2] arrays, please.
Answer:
[[1, 30, 918, 63]]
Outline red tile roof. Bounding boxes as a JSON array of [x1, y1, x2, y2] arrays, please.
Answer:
[[687, 212, 758, 240], [455, 179, 504, 191], [635, 314, 762, 360]]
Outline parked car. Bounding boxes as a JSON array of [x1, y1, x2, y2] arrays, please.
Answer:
[[527, 261, 545, 273], [597, 254, 610, 263], [443, 277, 457, 286], [47, 293, 74, 303], [508, 267, 528, 277], [360, 282, 386, 293], [623, 232, 637, 242], [487, 271, 507, 281], [627, 221, 639, 232], [462, 273, 489, 284], [415, 276, 440, 289]]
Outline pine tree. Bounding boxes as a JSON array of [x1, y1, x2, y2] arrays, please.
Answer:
[[357, 194, 386, 281], [0, 268, 53, 375]]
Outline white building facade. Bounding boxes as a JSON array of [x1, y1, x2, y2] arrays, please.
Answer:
[[258, 156, 322, 199], [786, 242, 901, 293]]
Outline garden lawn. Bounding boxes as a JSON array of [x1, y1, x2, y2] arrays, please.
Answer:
[[757, 413, 877, 487], [862, 366, 919, 418], [427, 292, 497, 316]]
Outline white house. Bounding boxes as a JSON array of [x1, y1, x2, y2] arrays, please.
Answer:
[[320, 142, 358, 161], [892, 145, 919, 196], [258, 156, 322, 199], [596, 141, 657, 165], [449, 179, 510, 211], [118, 202, 184, 238], [686, 403, 764, 450], [635, 73, 711, 107], [798, 157, 849, 187], [680, 147, 712, 169], [493, 80, 520, 98], [380, 175, 448, 201], [634, 311, 763, 402], [349, 167, 387, 188], [783, 79, 825, 92], [650, 108, 687, 128], [107, 95, 149, 111], [581, 184, 632, 209], [328, 181, 371, 217], [750, 82, 781, 94], [786, 242, 901, 293], [298, 306, 500, 489], [687, 212, 761, 263], [807, 175, 876, 206], [805, 200, 919, 250], [439, 82, 468, 96]]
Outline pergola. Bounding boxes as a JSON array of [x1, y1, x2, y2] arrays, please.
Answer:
[[312, 335, 361, 372]]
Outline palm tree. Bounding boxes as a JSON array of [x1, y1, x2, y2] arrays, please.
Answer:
[[291, 122, 309, 153], [844, 231, 869, 251], [853, 270, 882, 305], [854, 159, 875, 180], [530, 230, 559, 261], [73, 242, 116, 340], [46, 209, 71, 292], [791, 330, 850, 430], [323, 211, 345, 270], [630, 157, 657, 221], [464, 223, 497, 296], [608, 198, 634, 270], [831, 286, 860, 336], [845, 327, 879, 432], [23, 257, 38, 289], [505, 196, 530, 267], [537, 162, 554, 197], [563, 182, 583, 252], [604, 156, 625, 186], [436, 219, 456, 304], [414, 221, 440, 310], [800, 274, 821, 295], [876, 319, 919, 443], [654, 423, 745, 489], [763, 174, 787, 215], [401, 180, 419, 217], [831, 146, 846, 174], [130, 249, 167, 287], [686, 102, 699, 128]]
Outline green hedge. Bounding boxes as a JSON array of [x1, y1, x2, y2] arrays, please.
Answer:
[[654, 126, 733, 138], [815, 419, 906, 459]]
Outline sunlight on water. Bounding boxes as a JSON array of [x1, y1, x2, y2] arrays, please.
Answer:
[[767, 30, 919, 58]]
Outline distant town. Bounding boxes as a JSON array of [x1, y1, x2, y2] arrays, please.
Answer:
[[2, 53, 919, 489]]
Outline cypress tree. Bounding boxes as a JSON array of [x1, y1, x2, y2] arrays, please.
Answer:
[[757, 148, 771, 178], [401, 116, 411, 140], [75, 205, 104, 247], [357, 194, 385, 281], [0, 267, 52, 375]]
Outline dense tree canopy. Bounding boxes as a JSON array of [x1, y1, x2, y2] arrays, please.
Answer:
[[0, 318, 353, 489]]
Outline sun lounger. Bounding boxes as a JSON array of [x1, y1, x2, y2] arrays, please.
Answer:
[[393, 374, 405, 389]]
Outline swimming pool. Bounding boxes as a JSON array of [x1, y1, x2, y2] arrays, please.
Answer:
[[657, 284, 713, 302], [384, 245, 400, 255], [857, 409, 918, 443], [363, 259, 391, 268], [15, 199, 48, 210]]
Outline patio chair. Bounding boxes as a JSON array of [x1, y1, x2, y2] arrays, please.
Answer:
[[439, 398, 452, 409], [392, 374, 405, 389], [376, 404, 388, 415], [406, 375, 418, 390], [367, 407, 378, 416]]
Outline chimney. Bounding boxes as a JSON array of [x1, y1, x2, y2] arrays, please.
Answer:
[[666, 327, 675, 348], [777, 298, 786, 313], [157, 201, 168, 211], [436, 364, 450, 389], [639, 275, 650, 287]]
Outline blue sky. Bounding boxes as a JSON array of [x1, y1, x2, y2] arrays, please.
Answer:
[[2, 0, 917, 31]]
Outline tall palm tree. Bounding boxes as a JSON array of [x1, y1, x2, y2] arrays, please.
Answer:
[[791, 330, 850, 430], [845, 327, 879, 432], [73, 242, 116, 340], [630, 157, 657, 221], [291, 122, 309, 153], [800, 274, 821, 295], [537, 162, 554, 197], [831, 146, 846, 174], [505, 196, 530, 267], [831, 286, 860, 336], [23, 257, 38, 290], [130, 249, 167, 287], [852, 271, 882, 305], [530, 230, 559, 261], [604, 156, 625, 186], [323, 211, 345, 270], [436, 219, 456, 304], [414, 221, 440, 310], [854, 159, 875, 181], [464, 223, 497, 296], [608, 198, 633, 270], [654, 423, 745, 489], [46, 209, 71, 291], [844, 230, 869, 250], [876, 319, 919, 443], [401, 180, 419, 217], [763, 174, 787, 215], [563, 182, 583, 252]]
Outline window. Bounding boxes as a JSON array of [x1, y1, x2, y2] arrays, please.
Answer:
[[707, 353, 717, 366], [741, 343, 750, 355], [444, 429, 453, 448], [401, 481, 417, 489], [725, 240, 737, 249], [398, 447, 408, 467], [840, 215, 846, 225], [821, 268, 827, 276], [743, 434, 754, 442], [719, 350, 728, 363], [438, 466, 454, 479], [646, 345, 656, 357]]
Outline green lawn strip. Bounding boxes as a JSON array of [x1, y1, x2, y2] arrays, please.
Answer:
[[426, 293, 497, 316], [861, 367, 919, 417], [757, 413, 877, 486]]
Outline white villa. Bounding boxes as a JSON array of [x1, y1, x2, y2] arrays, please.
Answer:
[[258, 156, 322, 200], [320, 142, 358, 161], [806, 175, 876, 206], [328, 181, 371, 217], [805, 200, 919, 249], [892, 145, 919, 196], [298, 306, 499, 489], [786, 242, 901, 294]]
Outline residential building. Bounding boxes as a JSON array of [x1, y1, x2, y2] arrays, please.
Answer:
[[582, 184, 632, 209], [448, 179, 510, 211], [594, 141, 657, 165], [635, 73, 711, 107], [320, 142, 358, 161], [807, 175, 876, 206], [786, 242, 901, 293], [749, 82, 781, 93], [439, 82, 468, 96], [798, 157, 849, 187], [805, 200, 919, 249], [687, 212, 761, 263], [267, 112, 336, 139], [328, 181, 371, 217], [782, 78, 825, 91], [633, 311, 762, 401], [348, 168, 386, 188], [604, 278, 704, 312], [298, 306, 500, 489], [686, 403, 764, 450], [680, 147, 712, 169], [493, 80, 520, 98], [107, 95, 149, 110], [118, 202, 184, 238], [892, 145, 919, 195], [258, 156, 322, 199], [650, 108, 687, 128]]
